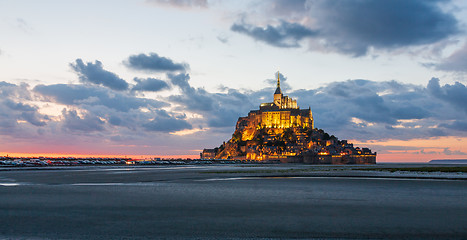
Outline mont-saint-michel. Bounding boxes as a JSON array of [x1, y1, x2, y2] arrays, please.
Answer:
[[202, 74, 376, 164]]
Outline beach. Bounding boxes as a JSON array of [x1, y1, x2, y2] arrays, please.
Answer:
[[1, 164, 466, 239]]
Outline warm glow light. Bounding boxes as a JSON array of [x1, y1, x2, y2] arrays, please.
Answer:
[[0, 152, 200, 160], [170, 128, 207, 136], [350, 136, 467, 162]]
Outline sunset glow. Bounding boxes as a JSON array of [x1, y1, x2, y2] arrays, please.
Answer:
[[0, 0, 466, 162]]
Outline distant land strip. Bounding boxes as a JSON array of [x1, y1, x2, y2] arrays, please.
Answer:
[[357, 166, 467, 173], [430, 159, 467, 164]]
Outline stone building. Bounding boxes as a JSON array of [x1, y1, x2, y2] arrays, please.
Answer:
[[235, 73, 313, 141]]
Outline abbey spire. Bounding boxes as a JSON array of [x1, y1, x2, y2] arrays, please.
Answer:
[[277, 71, 280, 88], [274, 71, 282, 95]]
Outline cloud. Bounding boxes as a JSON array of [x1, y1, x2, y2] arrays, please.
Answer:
[[233, 0, 459, 56], [433, 43, 467, 72], [440, 120, 467, 132], [34, 84, 168, 112], [3, 99, 47, 127], [125, 53, 188, 72], [70, 59, 129, 91], [231, 21, 317, 48], [33, 82, 193, 134], [168, 73, 215, 111], [0, 82, 48, 134], [2, 67, 467, 156], [165, 71, 464, 138], [169, 73, 191, 90], [0, 81, 32, 99], [4, 99, 37, 112], [16, 18, 34, 33], [61, 109, 105, 132], [1, 100, 47, 127], [286, 78, 466, 141], [270, 0, 307, 16], [443, 147, 467, 155], [132, 77, 170, 92], [427, 77, 467, 113], [146, 0, 207, 9], [307, 0, 459, 56], [217, 35, 229, 44], [164, 72, 466, 140], [168, 73, 255, 128], [143, 110, 192, 132]]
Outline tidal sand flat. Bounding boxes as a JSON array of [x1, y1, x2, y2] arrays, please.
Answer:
[[1, 164, 466, 239]]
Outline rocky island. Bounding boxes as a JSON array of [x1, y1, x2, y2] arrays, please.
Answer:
[[202, 74, 376, 164]]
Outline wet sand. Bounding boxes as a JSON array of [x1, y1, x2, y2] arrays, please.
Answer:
[[1, 164, 466, 239]]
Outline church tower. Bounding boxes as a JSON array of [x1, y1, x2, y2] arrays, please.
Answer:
[[274, 72, 282, 107]]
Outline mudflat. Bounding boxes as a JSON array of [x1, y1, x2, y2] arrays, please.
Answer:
[[1, 164, 466, 239]]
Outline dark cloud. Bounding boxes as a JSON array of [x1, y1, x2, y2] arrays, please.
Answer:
[[125, 53, 188, 72], [147, 0, 207, 9], [0, 100, 47, 128], [4, 99, 36, 112], [61, 109, 105, 132], [307, 0, 459, 56], [440, 120, 467, 132], [433, 43, 467, 72], [0, 83, 48, 132], [34, 84, 168, 112], [3, 100, 47, 126], [235, 0, 459, 56], [206, 107, 241, 128], [308, 79, 431, 126], [168, 73, 255, 128], [70, 59, 129, 91], [2, 69, 467, 153], [165, 74, 461, 140], [443, 147, 467, 155], [108, 115, 122, 126], [427, 77, 467, 113], [284, 78, 466, 140], [132, 77, 170, 92], [33, 83, 194, 134], [270, 0, 307, 15], [231, 21, 317, 48], [169, 73, 190, 90], [143, 110, 192, 132], [168, 73, 215, 111]]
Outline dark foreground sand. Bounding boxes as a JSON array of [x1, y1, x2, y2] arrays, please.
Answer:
[[0, 164, 466, 239]]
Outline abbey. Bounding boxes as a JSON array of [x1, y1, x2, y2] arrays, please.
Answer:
[[201, 73, 376, 164], [235, 73, 313, 142], [253, 74, 313, 129]]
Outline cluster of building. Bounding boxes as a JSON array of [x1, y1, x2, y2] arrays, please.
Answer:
[[0, 156, 130, 166], [202, 74, 376, 164], [0, 156, 263, 166]]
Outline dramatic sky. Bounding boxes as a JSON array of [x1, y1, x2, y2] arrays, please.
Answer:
[[1, 0, 467, 162]]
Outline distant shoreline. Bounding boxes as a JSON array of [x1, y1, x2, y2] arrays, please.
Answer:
[[430, 159, 467, 164], [1, 163, 467, 180]]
